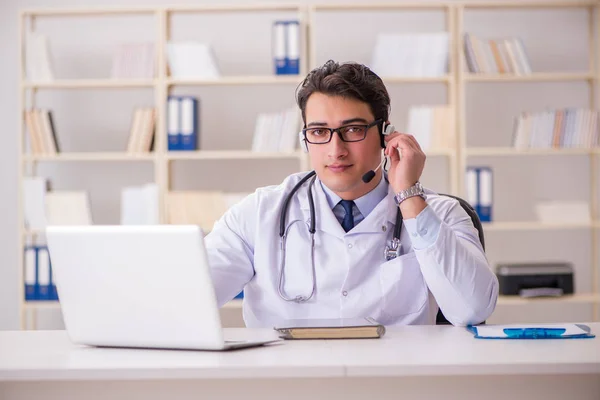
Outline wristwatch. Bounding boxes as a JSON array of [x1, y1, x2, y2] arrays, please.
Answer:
[[394, 181, 426, 206]]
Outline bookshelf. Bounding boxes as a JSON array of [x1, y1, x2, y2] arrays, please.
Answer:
[[16, 1, 600, 330]]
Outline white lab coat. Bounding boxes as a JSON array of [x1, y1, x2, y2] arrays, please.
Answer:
[[205, 171, 499, 328]]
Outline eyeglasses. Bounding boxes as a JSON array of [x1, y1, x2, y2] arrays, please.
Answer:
[[302, 119, 382, 144]]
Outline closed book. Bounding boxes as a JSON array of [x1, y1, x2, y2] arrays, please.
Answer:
[[274, 317, 385, 340]]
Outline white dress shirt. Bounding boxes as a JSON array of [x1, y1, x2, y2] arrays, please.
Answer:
[[204, 171, 499, 327]]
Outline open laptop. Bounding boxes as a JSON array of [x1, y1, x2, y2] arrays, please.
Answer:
[[45, 224, 281, 351]]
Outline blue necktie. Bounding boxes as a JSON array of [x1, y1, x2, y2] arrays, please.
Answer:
[[340, 200, 355, 232]]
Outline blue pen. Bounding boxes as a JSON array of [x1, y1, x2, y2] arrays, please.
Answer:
[[503, 328, 566, 339]]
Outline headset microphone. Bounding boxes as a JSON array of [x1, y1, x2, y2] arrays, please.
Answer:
[[362, 157, 386, 183]]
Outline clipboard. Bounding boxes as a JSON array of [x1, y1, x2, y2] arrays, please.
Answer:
[[468, 323, 595, 339], [274, 317, 386, 340]]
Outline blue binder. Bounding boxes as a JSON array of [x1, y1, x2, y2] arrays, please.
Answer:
[[273, 21, 287, 74], [466, 166, 493, 223], [23, 246, 38, 301], [167, 96, 181, 151], [24, 245, 58, 301], [179, 96, 198, 151], [273, 20, 300, 75]]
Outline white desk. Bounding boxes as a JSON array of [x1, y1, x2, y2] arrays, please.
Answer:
[[1, 324, 599, 400]]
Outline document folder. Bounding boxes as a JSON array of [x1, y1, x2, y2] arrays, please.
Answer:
[[274, 317, 385, 340], [468, 323, 595, 339]]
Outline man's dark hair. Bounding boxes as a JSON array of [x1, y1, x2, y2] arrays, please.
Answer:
[[295, 60, 391, 136]]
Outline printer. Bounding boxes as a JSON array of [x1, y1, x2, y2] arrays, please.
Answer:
[[495, 262, 574, 297]]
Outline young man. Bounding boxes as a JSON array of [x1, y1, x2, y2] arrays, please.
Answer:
[[205, 60, 499, 327]]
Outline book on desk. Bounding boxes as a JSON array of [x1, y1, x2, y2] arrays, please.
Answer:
[[274, 317, 386, 340]]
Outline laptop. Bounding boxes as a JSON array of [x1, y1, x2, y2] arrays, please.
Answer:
[[45, 224, 281, 351]]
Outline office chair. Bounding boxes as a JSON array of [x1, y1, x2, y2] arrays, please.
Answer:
[[434, 193, 486, 325]]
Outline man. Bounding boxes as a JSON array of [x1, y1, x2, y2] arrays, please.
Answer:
[[205, 60, 499, 327]]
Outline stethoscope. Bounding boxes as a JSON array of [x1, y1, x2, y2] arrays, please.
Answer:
[[277, 169, 404, 303]]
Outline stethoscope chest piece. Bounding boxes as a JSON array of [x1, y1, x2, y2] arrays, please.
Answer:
[[384, 237, 402, 261]]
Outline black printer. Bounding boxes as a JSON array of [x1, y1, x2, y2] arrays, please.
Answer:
[[495, 262, 574, 297]]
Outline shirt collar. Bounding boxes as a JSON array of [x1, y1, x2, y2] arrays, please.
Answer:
[[319, 172, 388, 218]]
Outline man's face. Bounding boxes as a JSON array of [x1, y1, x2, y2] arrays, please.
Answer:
[[304, 93, 383, 200]]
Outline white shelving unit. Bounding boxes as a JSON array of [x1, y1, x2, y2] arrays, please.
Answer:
[[16, 1, 600, 329]]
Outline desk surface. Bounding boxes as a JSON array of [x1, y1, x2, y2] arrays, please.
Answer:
[[1, 324, 599, 381]]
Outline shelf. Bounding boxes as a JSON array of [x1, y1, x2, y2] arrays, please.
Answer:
[[23, 79, 156, 89], [313, 3, 450, 10], [23, 153, 156, 162], [166, 4, 302, 12], [465, 72, 594, 82], [21, 6, 157, 17], [463, 1, 597, 9], [381, 76, 452, 84], [483, 221, 595, 231], [167, 76, 303, 86], [467, 147, 599, 156], [23, 301, 60, 310], [497, 293, 600, 306], [166, 150, 303, 161]]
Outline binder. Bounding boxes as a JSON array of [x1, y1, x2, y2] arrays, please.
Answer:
[[466, 166, 493, 222], [48, 251, 58, 301], [23, 245, 57, 301], [272, 21, 287, 74], [465, 167, 478, 214], [180, 96, 198, 151], [167, 96, 180, 151], [273, 20, 300, 75], [468, 323, 595, 339], [285, 21, 300, 75], [478, 167, 493, 222], [274, 317, 386, 340], [24, 246, 37, 301], [37, 246, 50, 301]]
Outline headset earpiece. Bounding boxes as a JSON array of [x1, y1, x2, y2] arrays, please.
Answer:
[[298, 131, 308, 153], [384, 123, 395, 136], [380, 122, 396, 148]]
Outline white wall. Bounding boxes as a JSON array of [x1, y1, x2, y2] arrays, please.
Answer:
[[0, 0, 596, 330]]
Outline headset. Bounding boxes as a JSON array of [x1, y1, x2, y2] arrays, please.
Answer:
[[298, 121, 395, 153]]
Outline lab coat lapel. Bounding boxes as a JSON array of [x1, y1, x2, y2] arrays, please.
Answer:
[[347, 184, 398, 235], [298, 177, 346, 238]]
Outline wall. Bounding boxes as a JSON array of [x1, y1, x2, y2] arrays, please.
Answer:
[[0, 0, 595, 329]]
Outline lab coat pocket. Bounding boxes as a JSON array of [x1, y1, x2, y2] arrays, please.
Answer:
[[379, 252, 427, 319]]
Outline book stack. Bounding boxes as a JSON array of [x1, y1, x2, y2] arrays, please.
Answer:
[[406, 105, 455, 150], [24, 109, 60, 155], [272, 20, 300, 75], [111, 43, 155, 79], [252, 107, 300, 152], [512, 108, 600, 149], [25, 32, 54, 82], [126, 107, 156, 153], [167, 42, 220, 79], [464, 33, 531, 75], [370, 32, 449, 78], [166, 191, 250, 233]]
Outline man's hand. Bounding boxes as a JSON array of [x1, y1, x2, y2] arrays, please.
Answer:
[[383, 130, 426, 194]]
